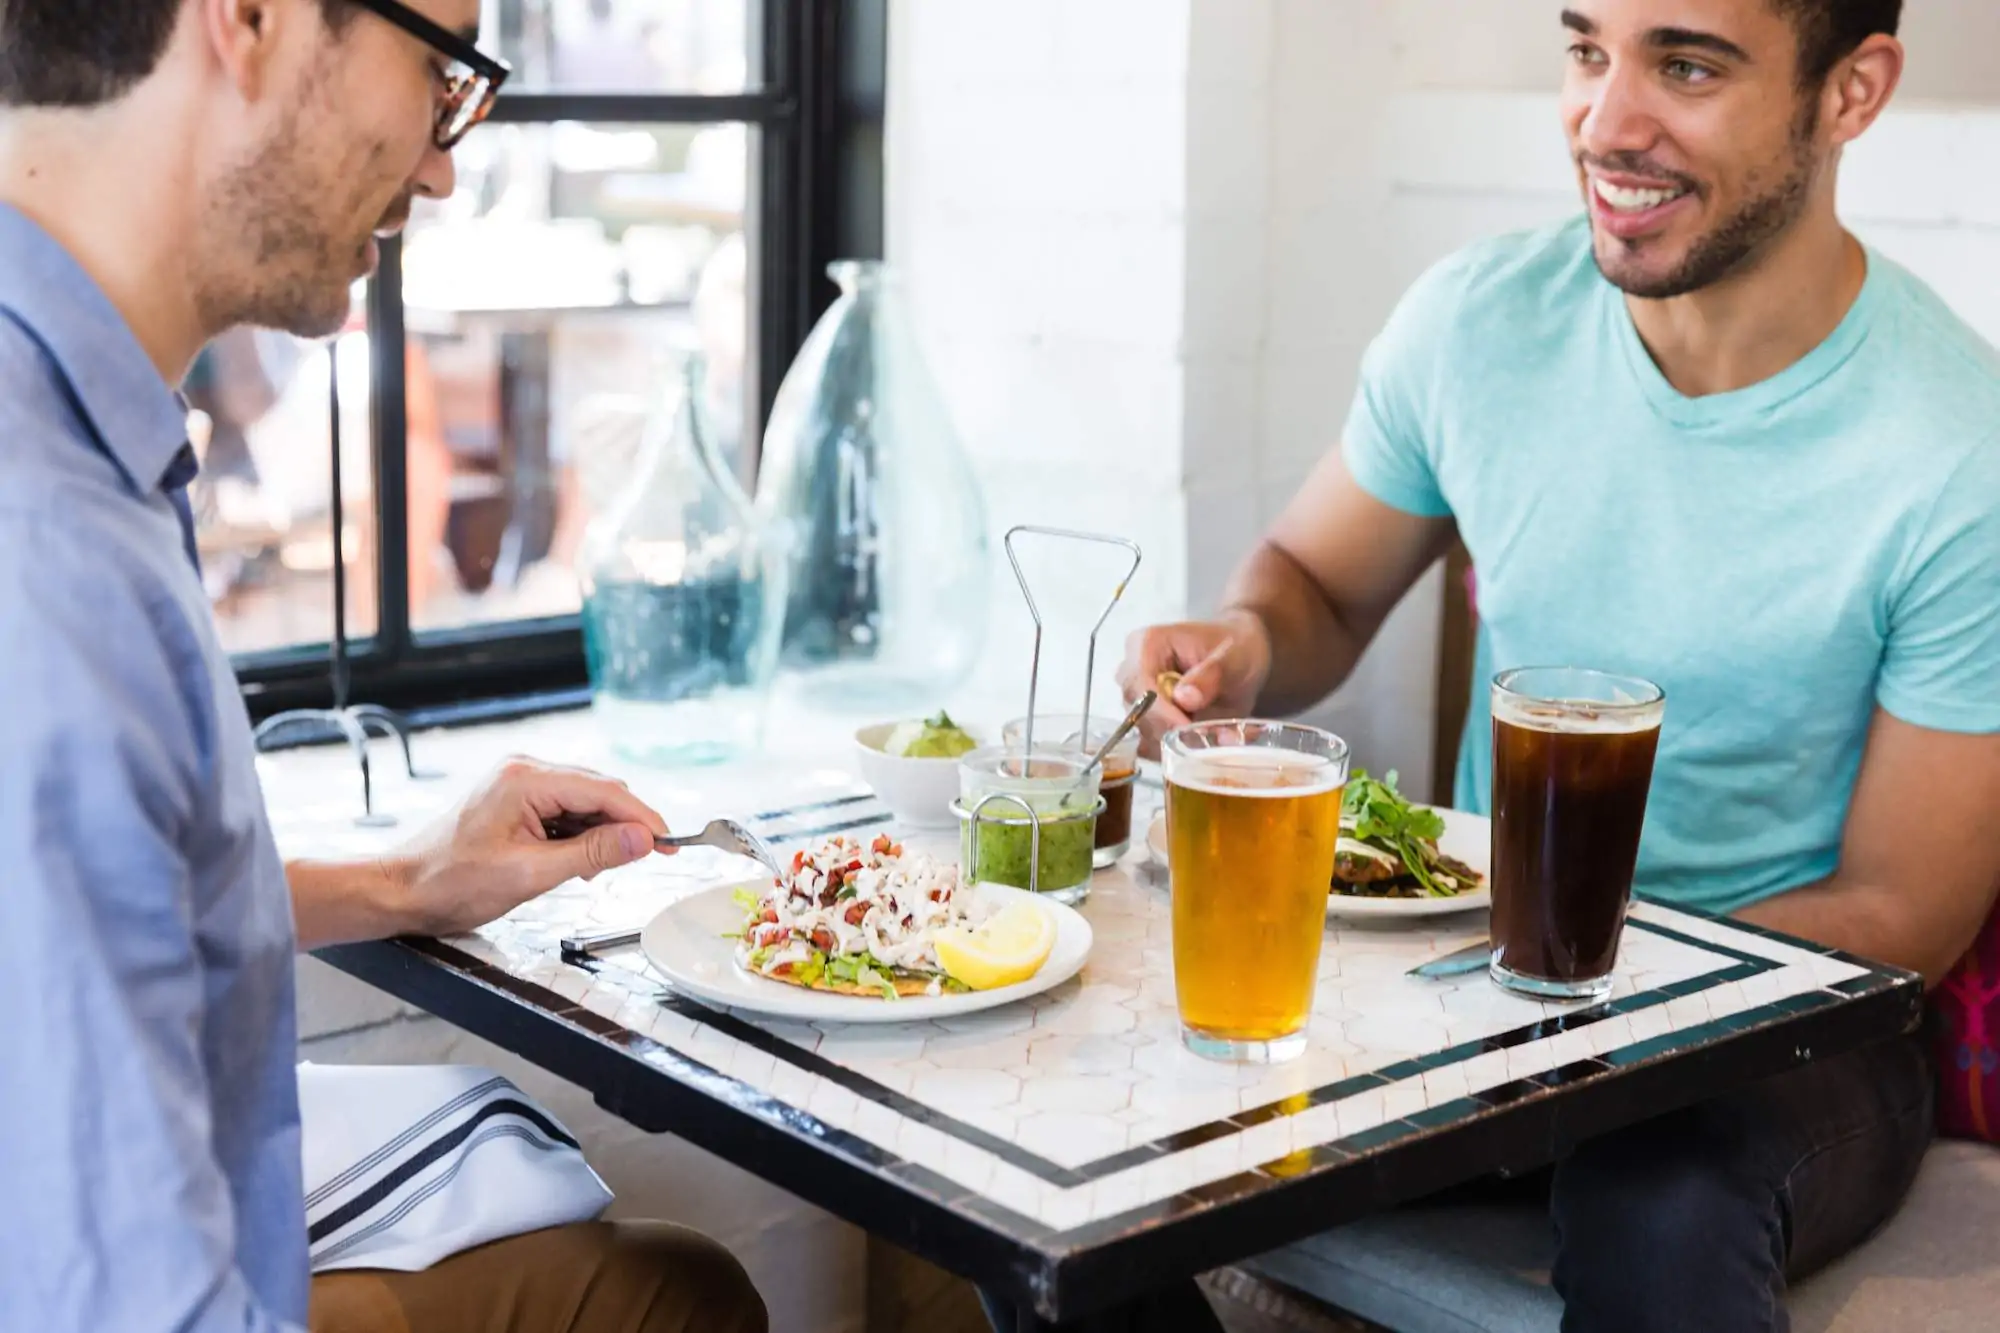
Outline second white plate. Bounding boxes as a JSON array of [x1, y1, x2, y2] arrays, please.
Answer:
[[640, 882, 1093, 1023], [1145, 807, 1492, 919]]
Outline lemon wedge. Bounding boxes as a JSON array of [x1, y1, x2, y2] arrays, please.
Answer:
[[934, 899, 1056, 990]]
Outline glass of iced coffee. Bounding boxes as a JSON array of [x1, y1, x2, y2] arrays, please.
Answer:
[[1489, 667, 1664, 1002]]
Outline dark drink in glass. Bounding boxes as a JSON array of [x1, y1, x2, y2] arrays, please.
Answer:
[[1489, 667, 1664, 1001]]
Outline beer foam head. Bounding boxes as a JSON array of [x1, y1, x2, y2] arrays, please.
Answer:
[[1168, 746, 1345, 797]]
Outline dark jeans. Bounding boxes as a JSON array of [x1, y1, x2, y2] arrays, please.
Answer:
[[980, 1033, 1933, 1332]]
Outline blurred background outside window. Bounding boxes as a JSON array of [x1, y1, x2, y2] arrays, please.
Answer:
[[188, 0, 876, 715]]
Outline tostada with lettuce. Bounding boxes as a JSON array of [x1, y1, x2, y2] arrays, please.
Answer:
[[733, 834, 980, 998]]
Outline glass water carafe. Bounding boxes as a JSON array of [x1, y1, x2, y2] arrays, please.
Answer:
[[755, 260, 989, 713], [579, 354, 782, 766]]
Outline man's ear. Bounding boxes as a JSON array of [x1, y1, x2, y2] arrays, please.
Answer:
[[1823, 33, 1904, 150], [195, 0, 290, 100]]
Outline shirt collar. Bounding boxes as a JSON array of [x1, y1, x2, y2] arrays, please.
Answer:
[[0, 204, 192, 495]]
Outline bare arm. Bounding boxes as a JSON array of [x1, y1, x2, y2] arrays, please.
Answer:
[[1122, 449, 1453, 745], [1233, 451, 1457, 715], [1737, 710, 2000, 986], [287, 759, 671, 952]]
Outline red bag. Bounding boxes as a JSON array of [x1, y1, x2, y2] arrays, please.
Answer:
[[1935, 908, 2000, 1142]]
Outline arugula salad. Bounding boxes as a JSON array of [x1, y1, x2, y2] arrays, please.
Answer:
[[1335, 770, 1483, 899]]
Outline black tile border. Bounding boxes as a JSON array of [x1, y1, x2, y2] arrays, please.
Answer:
[[1033, 975, 1924, 1317], [406, 907, 1804, 1193], [318, 910, 1923, 1324], [650, 992, 1099, 1189]]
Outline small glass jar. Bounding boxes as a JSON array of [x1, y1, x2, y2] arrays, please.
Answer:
[[1002, 714, 1140, 867], [952, 746, 1103, 905]]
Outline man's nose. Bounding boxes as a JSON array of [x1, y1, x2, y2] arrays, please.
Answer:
[[412, 140, 457, 202], [1577, 64, 1662, 164]]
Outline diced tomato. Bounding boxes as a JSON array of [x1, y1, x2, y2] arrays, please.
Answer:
[[844, 901, 868, 926], [826, 866, 845, 890], [872, 834, 893, 855], [929, 887, 942, 901], [753, 923, 787, 948], [791, 850, 806, 872], [760, 906, 778, 924], [891, 843, 904, 857], [810, 927, 836, 952]]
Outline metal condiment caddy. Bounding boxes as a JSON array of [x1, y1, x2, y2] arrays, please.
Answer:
[[949, 525, 1141, 900]]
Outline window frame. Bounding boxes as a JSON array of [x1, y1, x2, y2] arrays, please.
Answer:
[[235, 0, 884, 724]]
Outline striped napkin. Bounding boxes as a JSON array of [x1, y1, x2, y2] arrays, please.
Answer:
[[300, 1064, 612, 1273]]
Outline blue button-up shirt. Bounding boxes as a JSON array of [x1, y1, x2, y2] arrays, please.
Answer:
[[0, 207, 307, 1330]]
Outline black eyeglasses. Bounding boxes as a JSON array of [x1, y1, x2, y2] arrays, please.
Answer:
[[348, 0, 512, 150]]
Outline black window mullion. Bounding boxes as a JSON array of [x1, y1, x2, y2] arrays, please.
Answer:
[[753, 0, 808, 437], [368, 235, 413, 665]]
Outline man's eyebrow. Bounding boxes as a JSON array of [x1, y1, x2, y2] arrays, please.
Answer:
[[1648, 26, 1753, 62], [1561, 11, 1753, 64]]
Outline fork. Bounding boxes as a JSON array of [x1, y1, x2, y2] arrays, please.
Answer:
[[540, 812, 783, 877], [547, 814, 786, 958]]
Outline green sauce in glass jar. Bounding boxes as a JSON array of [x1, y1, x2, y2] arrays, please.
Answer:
[[954, 747, 1103, 905]]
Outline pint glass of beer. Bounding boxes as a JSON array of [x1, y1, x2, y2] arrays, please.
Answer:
[[1489, 668, 1664, 1001], [1163, 721, 1349, 1063]]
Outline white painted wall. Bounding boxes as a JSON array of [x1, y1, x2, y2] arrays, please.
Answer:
[[886, 0, 1194, 725]]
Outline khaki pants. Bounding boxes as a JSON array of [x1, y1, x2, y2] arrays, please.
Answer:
[[309, 1221, 768, 1333]]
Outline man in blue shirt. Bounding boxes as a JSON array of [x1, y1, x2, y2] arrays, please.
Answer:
[[0, 3, 763, 1331], [1119, 1, 2000, 1330]]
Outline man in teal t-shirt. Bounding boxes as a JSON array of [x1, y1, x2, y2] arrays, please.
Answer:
[[1110, 2, 2000, 1331]]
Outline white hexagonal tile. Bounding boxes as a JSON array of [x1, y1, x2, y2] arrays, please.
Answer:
[[1038, 998, 1140, 1037], [804, 1080, 861, 1128], [930, 1005, 1039, 1041], [923, 1033, 1036, 1071], [955, 1104, 1029, 1142], [1013, 1112, 1133, 1166], [815, 1028, 934, 1065], [909, 1067, 1023, 1117], [1343, 1014, 1448, 1055], [1024, 1033, 1137, 1075], [1019, 1073, 1135, 1117], [1341, 978, 1449, 1019]]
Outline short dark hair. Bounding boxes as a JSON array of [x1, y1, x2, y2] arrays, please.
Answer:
[[1774, 0, 1903, 87], [0, 0, 350, 109]]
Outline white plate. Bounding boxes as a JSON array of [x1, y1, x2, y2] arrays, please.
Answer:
[[640, 882, 1093, 1023], [1144, 807, 1492, 919]]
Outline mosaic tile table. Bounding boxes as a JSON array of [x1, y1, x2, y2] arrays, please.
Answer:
[[277, 718, 1924, 1329]]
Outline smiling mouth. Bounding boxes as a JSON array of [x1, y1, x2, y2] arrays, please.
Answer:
[[1592, 177, 1692, 214]]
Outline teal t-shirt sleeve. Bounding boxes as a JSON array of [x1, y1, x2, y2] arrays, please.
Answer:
[[1340, 253, 1465, 519], [1876, 441, 2000, 734]]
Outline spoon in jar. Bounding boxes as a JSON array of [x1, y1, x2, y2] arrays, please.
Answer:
[[1077, 691, 1155, 782]]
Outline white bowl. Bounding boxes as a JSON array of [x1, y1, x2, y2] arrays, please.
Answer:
[[854, 722, 977, 829]]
